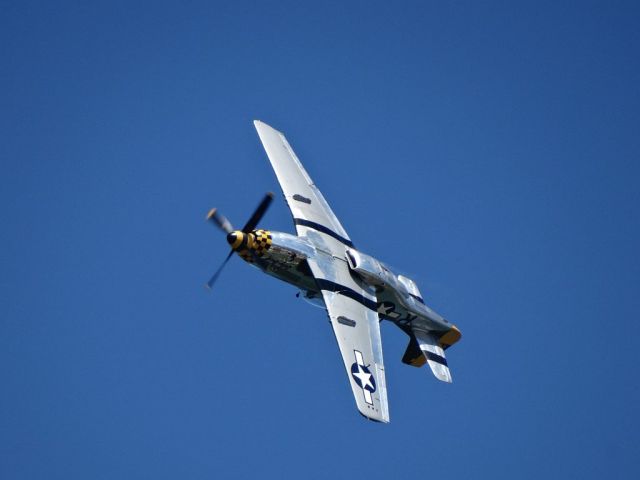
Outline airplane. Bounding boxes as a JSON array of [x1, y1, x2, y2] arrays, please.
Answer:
[[206, 121, 461, 423]]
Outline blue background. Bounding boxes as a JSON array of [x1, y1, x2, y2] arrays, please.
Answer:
[[2, 1, 639, 478]]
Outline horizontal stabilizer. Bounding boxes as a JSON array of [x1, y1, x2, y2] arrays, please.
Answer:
[[412, 329, 452, 383]]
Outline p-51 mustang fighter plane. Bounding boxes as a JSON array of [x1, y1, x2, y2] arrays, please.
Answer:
[[206, 121, 461, 423]]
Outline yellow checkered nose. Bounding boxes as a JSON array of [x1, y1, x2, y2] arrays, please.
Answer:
[[226, 231, 246, 250], [226, 229, 272, 261]]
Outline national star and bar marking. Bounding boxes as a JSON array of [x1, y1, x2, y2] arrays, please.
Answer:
[[350, 350, 376, 405]]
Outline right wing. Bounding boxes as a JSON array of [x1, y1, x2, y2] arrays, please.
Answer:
[[306, 250, 390, 423]]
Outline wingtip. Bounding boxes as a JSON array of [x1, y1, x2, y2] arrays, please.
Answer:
[[253, 119, 281, 134], [358, 410, 390, 424]]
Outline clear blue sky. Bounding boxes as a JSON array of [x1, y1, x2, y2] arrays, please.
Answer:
[[2, 1, 639, 478]]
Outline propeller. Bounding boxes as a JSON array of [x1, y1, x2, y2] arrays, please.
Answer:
[[205, 192, 274, 290], [242, 192, 273, 232], [207, 208, 234, 234], [206, 250, 234, 289]]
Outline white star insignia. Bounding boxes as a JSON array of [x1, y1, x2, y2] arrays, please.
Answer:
[[353, 364, 373, 390]]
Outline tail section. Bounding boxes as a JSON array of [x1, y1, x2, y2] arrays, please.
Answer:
[[401, 335, 426, 367], [413, 329, 452, 383], [401, 325, 461, 383]]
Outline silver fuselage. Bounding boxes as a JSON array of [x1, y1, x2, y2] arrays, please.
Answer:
[[248, 231, 451, 333]]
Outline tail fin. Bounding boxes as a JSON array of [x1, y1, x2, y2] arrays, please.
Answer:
[[401, 335, 426, 367]]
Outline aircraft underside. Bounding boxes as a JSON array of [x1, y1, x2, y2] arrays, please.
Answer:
[[206, 120, 461, 422], [244, 230, 459, 349]]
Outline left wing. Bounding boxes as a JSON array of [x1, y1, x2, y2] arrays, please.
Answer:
[[306, 250, 390, 423], [254, 120, 352, 257]]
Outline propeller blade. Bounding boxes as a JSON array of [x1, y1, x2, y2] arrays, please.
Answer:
[[242, 192, 274, 233], [205, 250, 234, 289], [207, 208, 234, 234]]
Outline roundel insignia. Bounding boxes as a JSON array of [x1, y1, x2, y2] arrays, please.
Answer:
[[377, 301, 400, 319], [350, 350, 376, 406], [350, 362, 376, 393]]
